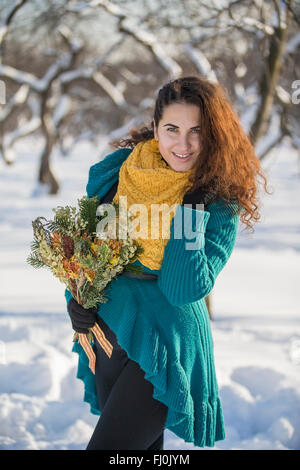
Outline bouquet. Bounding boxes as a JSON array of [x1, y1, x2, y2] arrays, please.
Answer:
[[27, 195, 144, 373]]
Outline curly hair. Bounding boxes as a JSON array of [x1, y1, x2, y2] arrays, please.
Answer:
[[110, 76, 272, 233]]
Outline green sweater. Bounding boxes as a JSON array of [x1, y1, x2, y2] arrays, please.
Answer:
[[65, 148, 241, 448]]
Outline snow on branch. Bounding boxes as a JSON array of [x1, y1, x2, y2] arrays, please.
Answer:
[[0, 0, 28, 50], [89, 0, 126, 18], [4, 94, 41, 150], [220, 16, 274, 35], [0, 55, 74, 92], [92, 71, 128, 109], [183, 44, 218, 83], [57, 24, 83, 55], [92, 0, 182, 78], [241, 17, 275, 35], [0, 39, 80, 93], [120, 20, 182, 78], [0, 84, 29, 122], [59, 47, 130, 110], [0, 64, 42, 91]]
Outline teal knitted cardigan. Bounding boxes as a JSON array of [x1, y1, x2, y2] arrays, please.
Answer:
[[65, 148, 241, 448]]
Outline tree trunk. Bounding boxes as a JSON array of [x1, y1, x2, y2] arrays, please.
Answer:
[[249, 0, 293, 146], [38, 143, 59, 195], [38, 92, 59, 194]]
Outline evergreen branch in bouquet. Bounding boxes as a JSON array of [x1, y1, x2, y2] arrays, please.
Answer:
[[46, 197, 100, 237], [26, 237, 46, 269], [26, 217, 63, 271], [78, 195, 100, 234], [48, 205, 77, 234]]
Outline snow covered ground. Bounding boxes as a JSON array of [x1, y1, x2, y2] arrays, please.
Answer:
[[0, 136, 299, 450]]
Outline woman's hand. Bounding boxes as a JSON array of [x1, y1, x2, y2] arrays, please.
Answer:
[[67, 298, 98, 334], [182, 189, 201, 209]]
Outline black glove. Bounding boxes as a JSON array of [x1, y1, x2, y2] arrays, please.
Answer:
[[67, 298, 98, 334], [182, 188, 206, 210], [183, 188, 216, 209]]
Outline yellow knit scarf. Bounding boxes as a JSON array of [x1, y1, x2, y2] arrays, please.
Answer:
[[113, 138, 194, 270]]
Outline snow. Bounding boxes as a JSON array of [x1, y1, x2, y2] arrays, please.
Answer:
[[0, 136, 299, 450]]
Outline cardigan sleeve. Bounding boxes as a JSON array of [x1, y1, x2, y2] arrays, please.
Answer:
[[157, 200, 240, 307]]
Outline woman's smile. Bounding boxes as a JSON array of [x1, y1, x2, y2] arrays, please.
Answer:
[[172, 151, 193, 161]]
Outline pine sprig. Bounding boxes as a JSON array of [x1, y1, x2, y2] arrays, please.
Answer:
[[29, 238, 40, 253], [78, 196, 100, 234], [52, 205, 76, 234], [26, 252, 46, 268]]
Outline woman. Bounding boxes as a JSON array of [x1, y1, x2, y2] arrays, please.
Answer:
[[65, 76, 269, 450]]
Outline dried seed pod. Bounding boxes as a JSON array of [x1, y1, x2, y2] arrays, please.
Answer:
[[61, 233, 75, 259]]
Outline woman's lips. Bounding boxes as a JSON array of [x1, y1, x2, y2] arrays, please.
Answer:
[[172, 152, 192, 161]]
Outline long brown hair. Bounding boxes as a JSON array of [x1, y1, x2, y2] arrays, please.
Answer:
[[110, 76, 272, 233]]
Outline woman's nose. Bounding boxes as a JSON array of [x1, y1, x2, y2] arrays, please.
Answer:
[[177, 134, 191, 151]]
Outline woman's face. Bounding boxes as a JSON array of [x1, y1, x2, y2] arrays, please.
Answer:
[[154, 102, 202, 172]]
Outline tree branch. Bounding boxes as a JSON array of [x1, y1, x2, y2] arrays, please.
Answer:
[[90, 0, 182, 78], [183, 44, 218, 83], [0, 0, 28, 53]]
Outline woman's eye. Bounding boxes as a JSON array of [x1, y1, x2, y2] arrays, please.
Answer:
[[166, 127, 200, 133]]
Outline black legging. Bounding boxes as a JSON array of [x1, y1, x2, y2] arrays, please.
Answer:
[[86, 315, 168, 450]]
